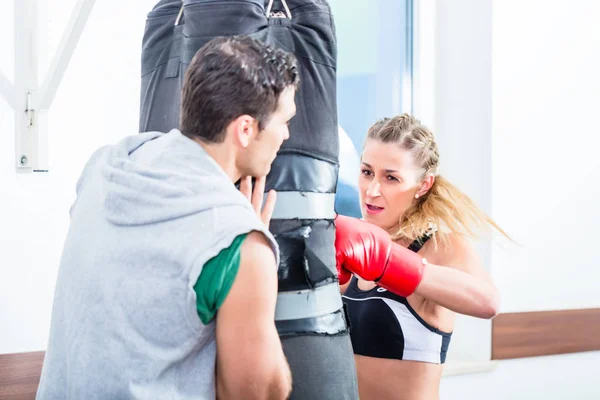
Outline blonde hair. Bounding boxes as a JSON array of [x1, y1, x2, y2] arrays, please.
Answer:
[[365, 114, 510, 248]]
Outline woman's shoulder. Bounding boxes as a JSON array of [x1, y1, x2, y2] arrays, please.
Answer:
[[420, 232, 479, 269]]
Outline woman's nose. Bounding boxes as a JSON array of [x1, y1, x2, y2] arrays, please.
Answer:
[[366, 180, 381, 197]]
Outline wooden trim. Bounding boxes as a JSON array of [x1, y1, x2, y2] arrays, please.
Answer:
[[492, 308, 600, 360], [0, 351, 44, 400]]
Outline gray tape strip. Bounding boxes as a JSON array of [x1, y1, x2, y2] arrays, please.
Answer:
[[275, 283, 343, 321], [267, 191, 336, 220]]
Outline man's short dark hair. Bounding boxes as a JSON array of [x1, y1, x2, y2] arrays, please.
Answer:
[[180, 35, 299, 143]]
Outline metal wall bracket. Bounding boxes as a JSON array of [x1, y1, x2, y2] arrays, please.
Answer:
[[8, 0, 96, 173]]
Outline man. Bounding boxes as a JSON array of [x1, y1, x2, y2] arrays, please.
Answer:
[[37, 35, 298, 399], [139, 2, 360, 398]]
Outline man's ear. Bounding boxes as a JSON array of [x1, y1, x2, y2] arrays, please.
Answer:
[[232, 115, 257, 148], [417, 173, 435, 197]]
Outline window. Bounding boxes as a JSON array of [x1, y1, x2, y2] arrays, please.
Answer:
[[330, 0, 414, 217]]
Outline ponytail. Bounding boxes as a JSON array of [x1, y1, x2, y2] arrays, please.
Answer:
[[391, 175, 511, 248]]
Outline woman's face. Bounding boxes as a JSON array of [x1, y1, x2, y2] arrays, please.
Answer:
[[358, 139, 427, 231]]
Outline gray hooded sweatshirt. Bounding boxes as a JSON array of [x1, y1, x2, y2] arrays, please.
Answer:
[[36, 129, 279, 400]]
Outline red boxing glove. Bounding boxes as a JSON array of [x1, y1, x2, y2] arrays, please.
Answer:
[[334, 215, 427, 297]]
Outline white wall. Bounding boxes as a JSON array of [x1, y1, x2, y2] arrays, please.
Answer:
[[441, 351, 600, 400], [0, 0, 156, 354], [425, 0, 600, 398], [491, 0, 600, 312]]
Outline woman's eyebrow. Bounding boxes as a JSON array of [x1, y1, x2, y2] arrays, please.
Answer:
[[361, 162, 400, 174]]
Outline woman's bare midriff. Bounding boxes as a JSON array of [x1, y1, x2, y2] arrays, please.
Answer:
[[354, 355, 443, 400]]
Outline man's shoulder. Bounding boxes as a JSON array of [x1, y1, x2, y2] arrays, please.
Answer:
[[210, 205, 280, 270]]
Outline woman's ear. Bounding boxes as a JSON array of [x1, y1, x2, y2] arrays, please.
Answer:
[[417, 173, 435, 197]]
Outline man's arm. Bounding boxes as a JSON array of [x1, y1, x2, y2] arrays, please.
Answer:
[[215, 230, 292, 400]]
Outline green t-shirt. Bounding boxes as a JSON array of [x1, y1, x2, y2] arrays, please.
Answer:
[[193, 233, 247, 325]]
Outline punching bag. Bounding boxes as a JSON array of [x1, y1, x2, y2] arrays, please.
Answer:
[[140, 1, 358, 398]]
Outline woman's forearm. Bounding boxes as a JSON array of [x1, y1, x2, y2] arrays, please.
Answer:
[[415, 263, 500, 319]]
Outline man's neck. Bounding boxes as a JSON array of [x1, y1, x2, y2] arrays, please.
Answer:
[[193, 138, 240, 183]]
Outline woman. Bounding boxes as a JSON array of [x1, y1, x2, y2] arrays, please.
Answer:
[[337, 114, 510, 400]]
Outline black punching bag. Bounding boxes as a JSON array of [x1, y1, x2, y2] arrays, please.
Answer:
[[139, 1, 358, 398]]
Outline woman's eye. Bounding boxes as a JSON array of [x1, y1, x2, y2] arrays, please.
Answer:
[[361, 169, 372, 176], [387, 175, 399, 182]]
